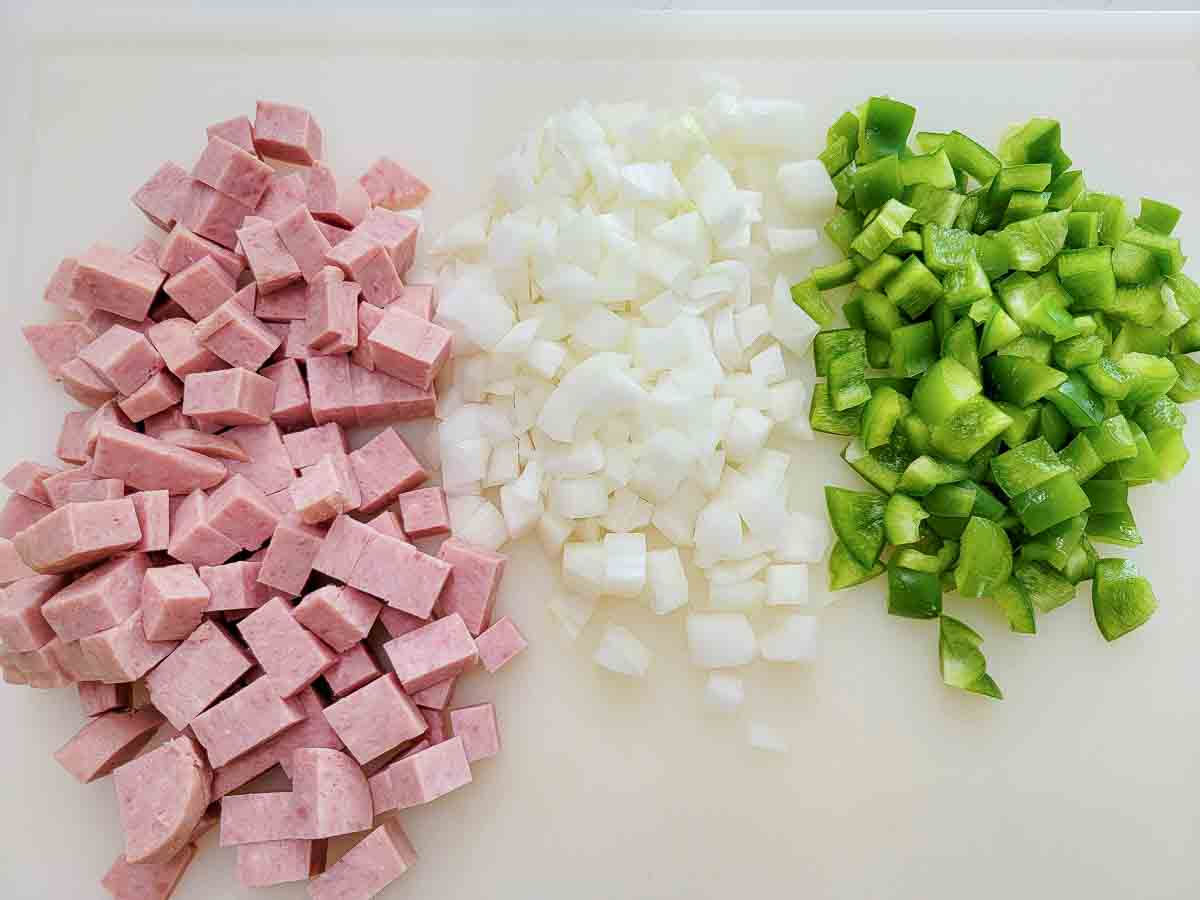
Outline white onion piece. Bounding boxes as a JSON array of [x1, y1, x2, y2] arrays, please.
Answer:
[[686, 613, 756, 668], [708, 579, 765, 613], [550, 477, 610, 520], [774, 512, 831, 564], [749, 344, 787, 386], [766, 226, 819, 255], [562, 542, 607, 595], [593, 625, 651, 678], [537, 511, 575, 555], [548, 591, 597, 640], [603, 532, 647, 598], [647, 548, 689, 616], [768, 274, 819, 357], [734, 304, 771, 349], [758, 614, 817, 663], [765, 564, 810, 608], [705, 672, 745, 712], [777, 160, 836, 218]]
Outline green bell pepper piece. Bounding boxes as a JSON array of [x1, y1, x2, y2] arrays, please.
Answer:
[[893, 549, 942, 575], [1013, 559, 1077, 613], [1171, 319, 1200, 354], [1092, 558, 1157, 641], [900, 149, 955, 189], [1082, 416, 1138, 462], [1081, 479, 1129, 515], [990, 436, 1068, 498], [993, 578, 1037, 634], [943, 131, 1002, 184], [813, 329, 866, 376], [1000, 190, 1051, 227], [858, 289, 904, 337], [828, 110, 861, 158], [1109, 322, 1172, 357], [979, 308, 1022, 357], [930, 395, 1013, 463], [1047, 170, 1086, 211], [1019, 514, 1086, 572], [995, 271, 1041, 333], [1010, 471, 1092, 535], [942, 318, 982, 381], [1132, 395, 1187, 434], [938, 615, 1003, 699], [819, 135, 853, 177], [831, 162, 857, 209], [887, 559, 943, 619], [1080, 357, 1135, 399], [1113, 421, 1159, 484], [897, 455, 971, 496], [1111, 241, 1160, 286], [1167, 354, 1200, 403], [1065, 210, 1101, 249], [986, 356, 1067, 406], [824, 207, 864, 255], [1118, 352, 1179, 404], [1060, 535, 1099, 584], [955, 516, 1013, 599], [966, 480, 1007, 521], [1037, 401, 1073, 450], [943, 251, 992, 310], [861, 386, 910, 450], [853, 154, 904, 214], [884, 255, 944, 318], [1053, 334, 1105, 370], [1146, 427, 1189, 480], [913, 131, 946, 153], [911, 357, 981, 427], [829, 351, 871, 413], [995, 401, 1040, 447], [1028, 292, 1080, 342], [1058, 245, 1117, 310], [1121, 226, 1185, 276], [1086, 511, 1142, 548], [922, 223, 975, 275], [1135, 198, 1181, 235], [900, 413, 932, 456], [1074, 192, 1131, 246], [997, 334, 1054, 363], [1164, 272, 1200, 320], [811, 258, 860, 291], [851, 198, 915, 262], [887, 230, 924, 257], [1058, 433, 1104, 483], [825, 486, 887, 569], [855, 253, 904, 291], [924, 482, 976, 518], [1000, 209, 1069, 271], [1108, 283, 1167, 326], [890, 321, 937, 377], [790, 279, 835, 328], [998, 118, 1062, 166], [884, 493, 928, 546], [857, 97, 916, 164], [908, 185, 965, 227], [931, 299, 958, 345], [1046, 371, 1106, 428], [829, 539, 886, 591], [810, 382, 863, 436], [974, 232, 1012, 281], [843, 437, 912, 495]]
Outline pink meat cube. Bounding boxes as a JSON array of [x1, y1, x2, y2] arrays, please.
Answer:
[[39, 467, 94, 510], [223, 421, 295, 495], [292, 747, 373, 837], [311, 514, 375, 582], [84, 400, 135, 456], [358, 207, 419, 278], [84, 307, 154, 336], [359, 157, 431, 210], [102, 844, 198, 900], [348, 532, 450, 618], [254, 172, 307, 223], [190, 675, 306, 767], [436, 539, 508, 636], [194, 297, 282, 370], [219, 792, 306, 846], [294, 585, 381, 653], [394, 283, 435, 321], [43, 256, 81, 309], [303, 164, 369, 230], [160, 428, 249, 462], [78, 325, 165, 395], [322, 673, 425, 765], [132, 161, 188, 231], [167, 490, 239, 567], [207, 115, 256, 154], [22, 321, 95, 377], [198, 560, 268, 613], [367, 510, 407, 541], [410, 676, 457, 711], [130, 236, 162, 266], [112, 736, 212, 865], [257, 516, 324, 596], [0, 540, 36, 586], [79, 610, 179, 683], [276, 205, 332, 282], [177, 177, 248, 249], [421, 707, 449, 746], [449, 703, 500, 762], [289, 453, 361, 524], [260, 358, 313, 429], [283, 423, 347, 470], [325, 234, 401, 307], [322, 642, 382, 699], [351, 368, 435, 426], [14, 498, 141, 575], [253, 101, 323, 165], [92, 427, 227, 495], [157, 224, 245, 278], [118, 371, 183, 423], [475, 616, 527, 673], [143, 406, 192, 438], [141, 564, 211, 641], [163, 256, 236, 321], [59, 359, 117, 408], [398, 487, 449, 539], [150, 295, 193, 324], [255, 279, 307, 321], [299, 162, 336, 219], [55, 413, 92, 467], [192, 135, 274, 209], [0, 492, 51, 539], [238, 839, 326, 888], [316, 221, 351, 247], [2, 462, 56, 506], [383, 736, 472, 809], [348, 427, 427, 515], [367, 306, 451, 392], [53, 707, 164, 784], [78, 680, 130, 717], [64, 478, 124, 503], [239, 219, 302, 294], [383, 613, 478, 694], [306, 354, 356, 427], [41, 553, 150, 642], [238, 595, 337, 697], [0, 574, 66, 651], [282, 319, 314, 361], [145, 619, 254, 730], [351, 301, 384, 370], [206, 473, 280, 551], [182, 367, 276, 427], [148, 318, 226, 378], [129, 490, 171, 553], [307, 281, 360, 354], [308, 821, 417, 900]]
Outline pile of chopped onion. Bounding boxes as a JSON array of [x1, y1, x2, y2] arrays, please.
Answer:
[[426, 78, 837, 747]]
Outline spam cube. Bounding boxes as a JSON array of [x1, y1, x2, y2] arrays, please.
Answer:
[[129, 490, 170, 552], [132, 161, 188, 230], [53, 707, 164, 784], [0, 541, 36, 586], [238, 218, 302, 294], [141, 564, 211, 641], [101, 844, 197, 900], [0, 492, 53, 537], [195, 296, 282, 370], [219, 791, 307, 846], [118, 371, 183, 423], [130, 237, 162, 266], [237, 595, 337, 697], [157, 224, 245, 278], [145, 619, 253, 730], [352, 301, 384, 369], [92, 427, 227, 494], [255, 279, 307, 321], [70, 243, 165, 322], [394, 283, 435, 321], [322, 642, 382, 699], [257, 516, 325, 596], [291, 747, 373, 838], [191, 675, 306, 767], [294, 585, 381, 653], [367, 306, 451, 391], [192, 135, 274, 209], [397, 487, 449, 539], [384, 736, 472, 809], [178, 177, 248, 249], [222, 421, 296, 496], [207, 115, 255, 154], [306, 278, 359, 354], [22, 321, 95, 378], [206, 474, 280, 551], [312, 515, 376, 583], [77, 680, 130, 717], [260, 358, 313, 429], [283, 422, 347, 470], [359, 157, 431, 210], [238, 839, 326, 888], [317, 220, 351, 247], [449, 703, 500, 762], [38, 551, 149, 643], [183, 368, 276, 427], [411, 676, 457, 711], [142, 406, 192, 437], [349, 428, 427, 515], [436, 539, 507, 636], [78, 325, 165, 395], [383, 613, 478, 694], [83, 400, 135, 456], [368, 510, 408, 541], [163, 256, 236, 320], [289, 453, 361, 525], [254, 172, 306, 223], [305, 354, 355, 427], [198, 561, 269, 614], [308, 821, 416, 900], [79, 610, 179, 683], [253, 101, 323, 165], [14, 499, 141, 575], [168, 490, 239, 567], [474, 616, 527, 673], [112, 736, 212, 864], [352, 376, 433, 426], [325, 234, 402, 307], [59, 359, 116, 408], [42, 256, 81, 309], [275, 205, 332, 281], [347, 532, 450, 618], [159, 429, 249, 461], [421, 707, 449, 746], [358, 207, 419, 277], [0, 574, 66, 651], [147, 318, 225, 377], [65, 479, 124, 503], [322, 672, 426, 765]]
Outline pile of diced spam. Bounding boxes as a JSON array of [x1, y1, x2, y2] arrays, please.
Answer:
[[0, 101, 528, 900]]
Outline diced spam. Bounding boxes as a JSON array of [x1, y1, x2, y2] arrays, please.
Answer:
[[311, 515, 375, 583], [238, 839, 326, 888], [283, 423, 347, 470], [291, 747, 373, 837], [118, 371, 184, 423], [322, 642, 382, 699], [0, 574, 68, 651], [258, 516, 325, 596], [54, 706, 164, 784], [383, 614, 478, 694], [100, 842, 197, 900], [367, 306, 451, 391], [449, 703, 500, 762], [92, 427, 227, 494], [167, 490, 239, 567], [132, 161, 188, 230], [325, 234, 402, 307], [177, 177, 248, 249], [293, 585, 381, 653], [78, 680, 131, 717], [145, 619, 254, 730], [79, 610, 179, 683], [322, 673, 426, 766], [182, 368, 276, 427], [195, 296, 282, 371], [237, 596, 337, 697], [113, 736, 212, 864], [436, 539, 507, 636], [473, 616, 527, 673], [306, 354, 356, 426], [253, 101, 323, 166], [148, 318, 226, 378], [198, 561, 269, 613], [277, 205, 333, 282], [308, 820, 417, 900], [239, 219, 302, 294], [163, 256, 236, 321], [359, 157, 430, 210], [23, 321, 95, 377], [347, 532, 450, 618], [384, 736, 472, 809], [190, 675, 306, 767], [141, 564, 210, 641], [129, 490, 171, 552], [78, 325, 165, 395], [397, 487, 449, 539], [14, 498, 141, 575], [206, 474, 280, 551], [41, 553, 150, 642], [71, 243, 165, 322], [349, 428, 427, 515], [192, 135, 274, 209], [157, 224, 245, 278]]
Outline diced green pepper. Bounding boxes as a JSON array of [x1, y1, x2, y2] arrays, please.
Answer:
[[1029, 291, 1080, 342], [853, 154, 904, 214], [860, 386, 910, 450], [1000, 190, 1051, 227], [884, 255, 944, 318], [811, 258, 860, 291], [941, 318, 981, 381], [900, 413, 932, 456], [898, 455, 971, 496], [930, 395, 1013, 463], [986, 356, 1067, 406], [1118, 352, 1179, 404], [1013, 559, 1076, 613], [900, 149, 955, 189], [1048, 170, 1086, 211], [825, 486, 887, 569], [1080, 357, 1135, 399], [908, 185, 965, 227], [790, 279, 835, 328], [1132, 395, 1187, 434], [810, 382, 863, 436], [1109, 322, 1171, 357], [995, 401, 1040, 447], [1122, 226, 1185, 276], [827, 110, 861, 159], [884, 493, 928, 546], [829, 350, 871, 412], [990, 437, 1068, 498], [998, 118, 1062, 166], [995, 272, 1041, 333], [938, 615, 1003, 699], [967, 479, 1007, 521], [911, 357, 981, 426], [1171, 319, 1200, 354], [1065, 210, 1101, 249], [943, 251, 992, 309], [1019, 514, 1086, 571], [1052, 334, 1105, 370], [832, 162, 857, 208], [1074, 192, 1131, 246], [913, 131, 946, 153], [980, 307, 1022, 357], [1165, 272, 1200, 320], [1061, 535, 1099, 584], [1082, 416, 1137, 462], [943, 131, 1002, 184], [1167, 354, 1200, 403], [856, 253, 905, 291], [1000, 209, 1069, 272], [955, 516, 1013, 598], [1145, 427, 1189, 481], [1092, 558, 1157, 641], [922, 223, 975, 275], [829, 540, 886, 591], [1037, 401, 1073, 450], [1046, 371, 1106, 428], [851, 198, 916, 261], [890, 321, 938, 377], [857, 97, 917, 164], [1058, 433, 1104, 483], [814, 329, 866, 376], [894, 549, 942, 575], [1058, 245, 1117, 310], [1114, 421, 1160, 485], [819, 135, 853, 177], [887, 559, 943, 619], [1111, 241, 1160, 286], [888, 230, 925, 257], [858, 289, 904, 337], [1135, 198, 1181, 235], [993, 579, 1037, 634], [842, 437, 912, 495], [924, 482, 976, 518], [824, 207, 864, 255], [1010, 471, 1092, 535]]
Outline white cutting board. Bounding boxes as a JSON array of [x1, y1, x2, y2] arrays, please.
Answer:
[[1, 11, 1199, 900]]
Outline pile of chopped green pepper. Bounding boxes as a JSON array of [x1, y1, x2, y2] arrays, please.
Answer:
[[803, 98, 1191, 699]]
